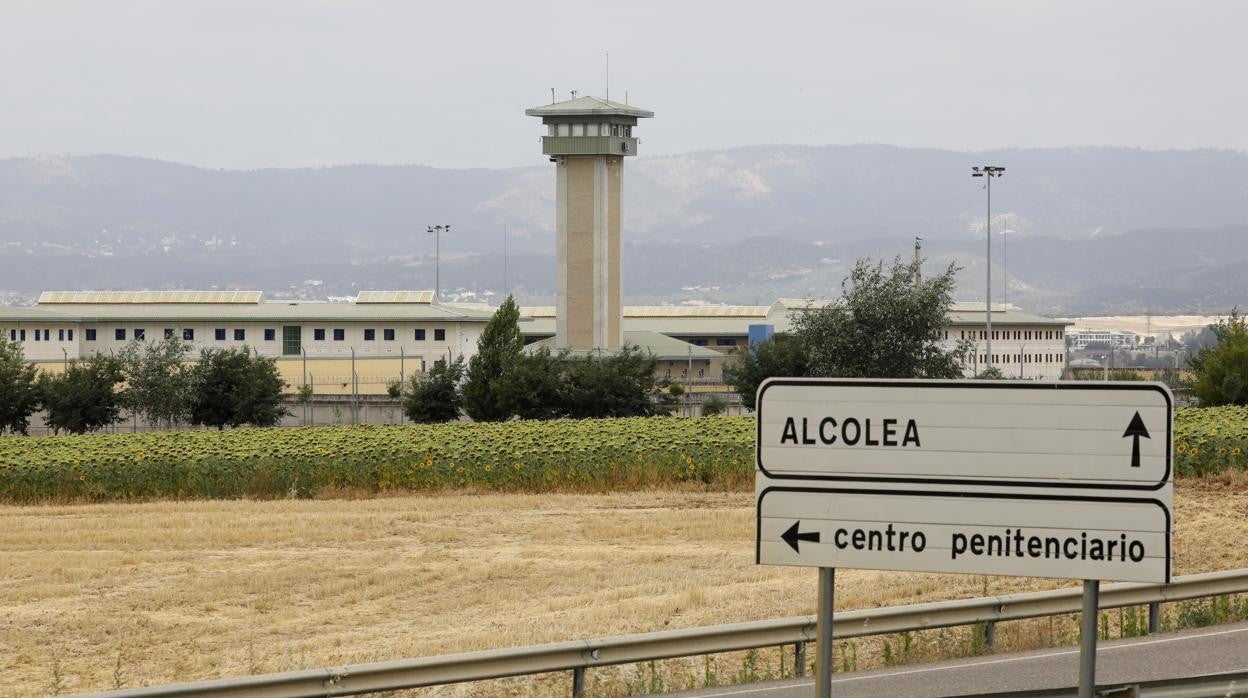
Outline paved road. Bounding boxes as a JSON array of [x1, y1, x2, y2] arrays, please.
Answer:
[[662, 621, 1248, 697]]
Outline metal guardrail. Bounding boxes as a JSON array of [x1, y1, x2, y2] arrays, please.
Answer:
[[75, 569, 1248, 698]]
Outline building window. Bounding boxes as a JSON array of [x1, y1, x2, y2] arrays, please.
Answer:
[[131, 328, 144, 341], [264, 329, 276, 342], [33, 330, 40, 342], [67, 329, 74, 341], [434, 328, 446, 341], [183, 329, 194, 341], [7, 329, 13, 341], [364, 329, 376, 341], [165, 328, 174, 339], [282, 326, 301, 356], [333, 329, 345, 341], [689, 339, 709, 346], [716, 338, 737, 347], [115, 328, 126, 341], [234, 329, 245, 341], [215, 328, 226, 341], [383, 328, 395, 341], [85, 329, 95, 341], [314, 328, 326, 341], [415, 329, 426, 341], [57, 329, 64, 341]]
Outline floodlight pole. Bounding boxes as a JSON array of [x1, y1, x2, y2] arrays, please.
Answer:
[[428, 224, 450, 298], [972, 166, 1005, 372]]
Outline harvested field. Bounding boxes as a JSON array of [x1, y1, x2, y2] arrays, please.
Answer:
[[2, 476, 1247, 696]]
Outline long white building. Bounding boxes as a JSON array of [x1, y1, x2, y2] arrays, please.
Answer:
[[1, 292, 1072, 392]]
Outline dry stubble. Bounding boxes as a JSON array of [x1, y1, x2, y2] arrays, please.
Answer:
[[1, 478, 1246, 696]]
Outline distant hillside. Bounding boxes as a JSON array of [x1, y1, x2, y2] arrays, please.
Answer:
[[2, 146, 1247, 314]]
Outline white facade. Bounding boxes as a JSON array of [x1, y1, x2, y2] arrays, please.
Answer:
[[1067, 329, 1141, 350], [0, 292, 489, 370], [944, 325, 1069, 380]]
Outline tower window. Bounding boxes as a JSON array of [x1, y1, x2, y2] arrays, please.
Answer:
[[557, 123, 569, 137], [571, 123, 584, 137]]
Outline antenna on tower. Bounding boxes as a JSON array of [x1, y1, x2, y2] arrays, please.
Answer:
[[550, 87, 555, 104], [605, 51, 610, 102]]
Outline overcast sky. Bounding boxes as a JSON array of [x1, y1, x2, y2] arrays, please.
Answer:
[[2, 1, 1245, 170]]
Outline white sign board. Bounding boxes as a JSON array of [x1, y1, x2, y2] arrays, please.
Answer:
[[755, 379, 1173, 583], [757, 380, 1171, 489]]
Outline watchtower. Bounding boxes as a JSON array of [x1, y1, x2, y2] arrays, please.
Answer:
[[526, 95, 654, 350]]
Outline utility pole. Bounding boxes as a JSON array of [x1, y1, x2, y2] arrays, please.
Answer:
[[972, 166, 1005, 372]]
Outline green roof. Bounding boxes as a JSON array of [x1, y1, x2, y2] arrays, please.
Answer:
[[525, 331, 723, 361], [526, 95, 654, 119]]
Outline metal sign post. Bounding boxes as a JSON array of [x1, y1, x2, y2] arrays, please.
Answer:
[[816, 567, 834, 698], [1080, 579, 1100, 698]]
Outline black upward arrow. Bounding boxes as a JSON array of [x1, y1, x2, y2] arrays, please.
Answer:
[[1123, 411, 1151, 468], [782, 521, 821, 553]]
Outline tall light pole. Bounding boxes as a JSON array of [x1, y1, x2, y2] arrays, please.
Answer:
[[971, 165, 1004, 372], [427, 224, 450, 298]]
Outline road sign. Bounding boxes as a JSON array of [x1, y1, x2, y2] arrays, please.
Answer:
[[757, 487, 1170, 582], [757, 379, 1171, 489], [755, 378, 1174, 584]]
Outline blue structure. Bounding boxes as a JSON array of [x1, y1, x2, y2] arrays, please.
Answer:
[[747, 323, 775, 350]]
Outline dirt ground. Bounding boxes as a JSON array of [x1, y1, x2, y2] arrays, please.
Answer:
[[2, 476, 1247, 696]]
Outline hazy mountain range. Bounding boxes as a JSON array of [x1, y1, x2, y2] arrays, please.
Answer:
[[2, 146, 1248, 314]]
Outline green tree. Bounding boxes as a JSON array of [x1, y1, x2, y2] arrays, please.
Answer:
[[1188, 309, 1248, 405], [404, 356, 465, 423], [560, 345, 671, 418], [189, 348, 288, 429], [493, 347, 565, 420], [794, 257, 971, 379], [725, 334, 809, 410], [975, 366, 1005, 380], [118, 335, 193, 428], [39, 354, 125, 434], [236, 353, 289, 427], [463, 295, 524, 421], [0, 338, 41, 435]]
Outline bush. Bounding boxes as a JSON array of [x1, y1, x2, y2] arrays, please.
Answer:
[[404, 356, 465, 423], [701, 394, 728, 417]]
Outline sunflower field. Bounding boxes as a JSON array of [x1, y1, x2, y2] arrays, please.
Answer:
[[0, 416, 755, 502], [1174, 405, 1248, 476]]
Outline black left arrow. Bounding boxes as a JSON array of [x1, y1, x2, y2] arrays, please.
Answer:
[[782, 521, 821, 553]]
